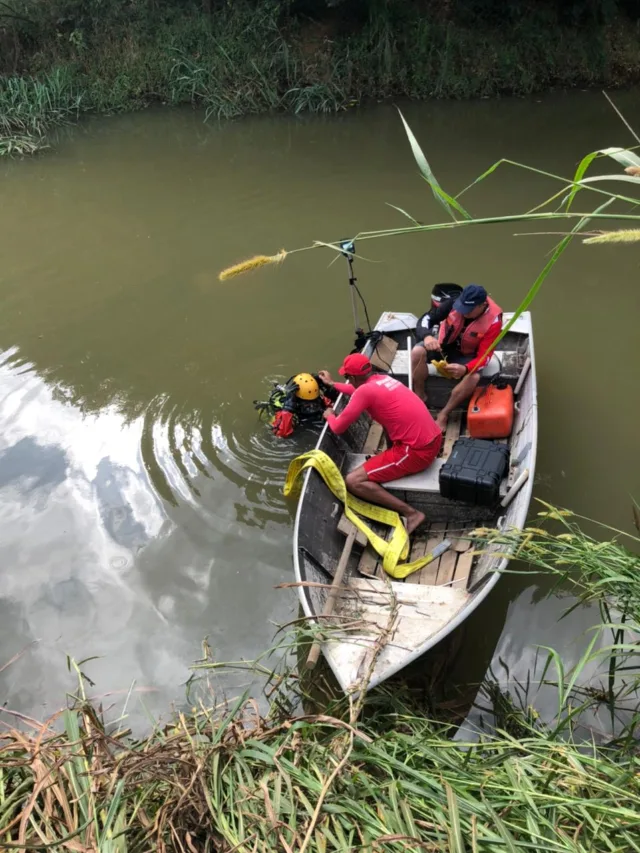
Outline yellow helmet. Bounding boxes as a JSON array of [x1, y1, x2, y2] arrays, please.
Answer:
[[293, 373, 320, 400]]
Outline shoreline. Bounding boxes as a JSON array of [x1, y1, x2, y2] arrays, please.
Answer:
[[2, 4, 640, 155], [1, 519, 639, 851]]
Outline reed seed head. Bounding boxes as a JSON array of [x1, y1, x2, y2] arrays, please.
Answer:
[[218, 250, 287, 281], [583, 229, 640, 245]]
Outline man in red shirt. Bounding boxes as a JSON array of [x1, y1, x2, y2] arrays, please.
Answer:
[[411, 284, 503, 431], [319, 353, 442, 535]]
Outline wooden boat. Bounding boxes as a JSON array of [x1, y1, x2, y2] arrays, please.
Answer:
[[292, 310, 537, 694]]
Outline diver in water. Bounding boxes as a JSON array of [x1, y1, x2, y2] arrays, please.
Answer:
[[254, 372, 337, 438]]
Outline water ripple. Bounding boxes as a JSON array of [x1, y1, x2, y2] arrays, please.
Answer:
[[141, 394, 321, 524]]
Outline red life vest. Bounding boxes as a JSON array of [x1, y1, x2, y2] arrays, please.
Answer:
[[437, 296, 502, 356]]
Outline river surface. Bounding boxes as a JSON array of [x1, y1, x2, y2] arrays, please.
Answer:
[[0, 91, 638, 728]]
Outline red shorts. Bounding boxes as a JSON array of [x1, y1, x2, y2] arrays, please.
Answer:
[[363, 434, 442, 484]]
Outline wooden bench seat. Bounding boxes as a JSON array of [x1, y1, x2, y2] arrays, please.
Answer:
[[343, 413, 464, 495], [391, 348, 508, 379], [342, 453, 445, 493]]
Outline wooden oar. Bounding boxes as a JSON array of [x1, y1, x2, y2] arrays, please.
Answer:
[[306, 525, 357, 669]]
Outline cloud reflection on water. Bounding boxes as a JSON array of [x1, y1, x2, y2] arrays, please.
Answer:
[[0, 352, 294, 726]]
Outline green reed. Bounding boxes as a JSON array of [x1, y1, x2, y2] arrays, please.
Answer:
[[1, 511, 640, 851], [0, 68, 82, 152], [245, 96, 640, 367], [3, 695, 640, 852], [2, 1, 640, 155]]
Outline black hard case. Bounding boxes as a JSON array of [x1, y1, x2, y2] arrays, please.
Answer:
[[439, 437, 509, 506]]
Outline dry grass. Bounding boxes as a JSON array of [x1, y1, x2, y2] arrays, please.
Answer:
[[1, 511, 640, 851], [2, 680, 640, 852]]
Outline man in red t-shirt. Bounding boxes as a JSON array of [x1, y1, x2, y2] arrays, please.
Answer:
[[319, 353, 442, 535]]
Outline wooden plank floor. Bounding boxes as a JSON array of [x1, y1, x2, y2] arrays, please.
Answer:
[[354, 521, 476, 589], [442, 411, 462, 458], [357, 542, 382, 579], [416, 522, 446, 585], [407, 521, 476, 588], [354, 420, 477, 588]]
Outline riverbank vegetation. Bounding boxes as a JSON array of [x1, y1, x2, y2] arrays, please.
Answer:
[[2, 0, 640, 153], [1, 509, 639, 851]]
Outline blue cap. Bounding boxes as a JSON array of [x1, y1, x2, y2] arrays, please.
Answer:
[[454, 284, 487, 316]]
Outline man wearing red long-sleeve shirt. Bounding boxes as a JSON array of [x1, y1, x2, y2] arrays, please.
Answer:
[[410, 284, 503, 431], [319, 353, 442, 535]]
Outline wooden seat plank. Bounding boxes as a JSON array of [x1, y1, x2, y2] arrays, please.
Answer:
[[450, 525, 473, 553], [337, 514, 381, 579], [442, 411, 462, 459], [370, 336, 399, 372], [406, 535, 429, 585], [453, 549, 475, 588], [363, 422, 384, 456], [435, 525, 458, 586], [436, 550, 458, 586], [338, 514, 367, 546], [357, 545, 380, 579], [416, 522, 447, 585], [343, 453, 444, 493], [409, 535, 428, 562]]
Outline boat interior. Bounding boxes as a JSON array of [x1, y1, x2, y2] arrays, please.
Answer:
[[294, 312, 536, 691], [312, 317, 531, 584]]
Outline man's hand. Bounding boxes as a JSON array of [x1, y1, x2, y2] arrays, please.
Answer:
[[322, 408, 335, 421], [423, 336, 440, 352], [318, 370, 334, 386], [446, 363, 468, 380]]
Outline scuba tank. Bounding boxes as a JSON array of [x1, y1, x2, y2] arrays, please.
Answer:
[[253, 373, 337, 438]]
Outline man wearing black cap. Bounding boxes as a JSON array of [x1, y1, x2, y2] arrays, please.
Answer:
[[411, 284, 503, 431]]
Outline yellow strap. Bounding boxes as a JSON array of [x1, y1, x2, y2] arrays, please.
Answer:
[[283, 449, 436, 580]]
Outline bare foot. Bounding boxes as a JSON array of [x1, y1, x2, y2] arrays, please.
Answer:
[[405, 509, 426, 535], [435, 412, 448, 432]]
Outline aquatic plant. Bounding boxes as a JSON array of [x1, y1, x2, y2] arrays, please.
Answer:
[[0, 68, 82, 153], [0, 134, 41, 155]]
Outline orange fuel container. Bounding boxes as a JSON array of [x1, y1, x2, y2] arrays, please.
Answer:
[[467, 382, 514, 439]]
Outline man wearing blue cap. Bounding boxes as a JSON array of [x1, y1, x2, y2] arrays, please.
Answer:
[[411, 284, 503, 431]]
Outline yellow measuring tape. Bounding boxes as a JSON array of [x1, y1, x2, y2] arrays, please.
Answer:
[[283, 449, 437, 580]]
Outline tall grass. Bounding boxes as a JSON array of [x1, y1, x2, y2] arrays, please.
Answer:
[[0, 68, 82, 153], [1, 515, 640, 851], [3, 1, 640, 154]]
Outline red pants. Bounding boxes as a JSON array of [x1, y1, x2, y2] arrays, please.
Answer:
[[363, 433, 442, 483]]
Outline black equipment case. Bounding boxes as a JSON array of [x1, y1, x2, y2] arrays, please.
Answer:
[[439, 437, 509, 506]]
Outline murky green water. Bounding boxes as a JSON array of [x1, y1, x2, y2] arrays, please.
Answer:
[[0, 91, 638, 724]]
